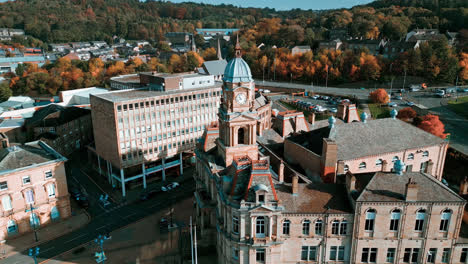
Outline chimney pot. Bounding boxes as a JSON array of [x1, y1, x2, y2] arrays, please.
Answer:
[[460, 177, 468, 196], [292, 175, 299, 196], [278, 161, 285, 183]]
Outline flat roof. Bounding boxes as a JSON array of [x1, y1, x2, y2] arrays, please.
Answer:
[[139, 72, 202, 79], [93, 84, 222, 103]]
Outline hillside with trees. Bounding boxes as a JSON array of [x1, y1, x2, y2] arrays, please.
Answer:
[[0, 0, 466, 43]]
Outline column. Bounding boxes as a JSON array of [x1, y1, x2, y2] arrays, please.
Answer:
[[251, 217, 255, 238], [269, 216, 272, 240], [179, 152, 183, 175], [120, 169, 126, 197], [162, 158, 166, 182], [97, 154, 101, 175], [142, 163, 147, 189]]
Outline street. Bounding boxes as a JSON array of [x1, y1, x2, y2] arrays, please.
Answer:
[[0, 155, 196, 264]]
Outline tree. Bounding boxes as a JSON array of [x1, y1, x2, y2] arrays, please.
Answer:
[[397, 107, 417, 121], [369, 88, 389, 104], [417, 114, 447, 139], [202, 47, 218, 61], [0, 82, 12, 102]]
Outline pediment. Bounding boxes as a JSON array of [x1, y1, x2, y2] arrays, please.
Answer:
[[228, 113, 258, 122], [249, 205, 276, 213]]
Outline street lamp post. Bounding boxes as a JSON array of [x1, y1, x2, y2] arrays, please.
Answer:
[[26, 204, 39, 242], [28, 247, 39, 264], [94, 234, 111, 263]]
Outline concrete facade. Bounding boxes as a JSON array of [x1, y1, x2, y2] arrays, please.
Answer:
[[90, 73, 222, 196]]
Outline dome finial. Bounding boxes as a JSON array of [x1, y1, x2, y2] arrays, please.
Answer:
[[235, 33, 242, 58]]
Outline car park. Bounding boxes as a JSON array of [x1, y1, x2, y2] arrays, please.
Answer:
[[161, 182, 180, 192]]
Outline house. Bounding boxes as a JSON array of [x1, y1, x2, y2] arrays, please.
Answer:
[[0, 96, 35, 111], [199, 60, 227, 81], [196, 28, 239, 36], [25, 105, 93, 156], [0, 139, 71, 241], [291, 45, 311, 55], [318, 39, 343, 51]]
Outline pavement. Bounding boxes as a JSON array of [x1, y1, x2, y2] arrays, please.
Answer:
[[0, 212, 89, 261]]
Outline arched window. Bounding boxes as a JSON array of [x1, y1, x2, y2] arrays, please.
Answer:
[[340, 220, 348, 235], [1, 195, 12, 211], [238, 127, 246, 145], [302, 220, 310, 235], [256, 216, 265, 237], [315, 220, 323, 235], [7, 219, 17, 235], [344, 165, 349, 173], [365, 209, 376, 231], [332, 220, 340, 235], [440, 209, 452, 232], [283, 219, 290, 235], [24, 189, 34, 205], [51, 206, 60, 221], [408, 153, 414, 160], [422, 151, 429, 157], [390, 209, 401, 231], [359, 162, 366, 170], [415, 209, 426, 231], [375, 159, 383, 166], [392, 156, 399, 163]]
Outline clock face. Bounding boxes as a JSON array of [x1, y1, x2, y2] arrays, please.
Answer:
[[236, 93, 247, 105]]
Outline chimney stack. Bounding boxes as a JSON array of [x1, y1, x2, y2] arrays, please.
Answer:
[[308, 113, 315, 126], [278, 161, 285, 183], [346, 172, 356, 192], [426, 160, 434, 175], [382, 160, 388, 172], [460, 177, 468, 196], [292, 175, 299, 196], [405, 178, 418, 201]]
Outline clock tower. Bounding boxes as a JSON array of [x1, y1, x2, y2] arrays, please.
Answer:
[[217, 36, 259, 166]]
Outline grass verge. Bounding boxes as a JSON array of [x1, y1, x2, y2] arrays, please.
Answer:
[[368, 103, 390, 119], [447, 96, 468, 119]]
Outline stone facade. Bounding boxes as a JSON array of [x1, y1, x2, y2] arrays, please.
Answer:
[[193, 42, 467, 264]]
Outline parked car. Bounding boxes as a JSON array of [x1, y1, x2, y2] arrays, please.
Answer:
[[311, 95, 320, 100], [161, 182, 180, 192], [76, 195, 89, 208], [409, 85, 421, 92], [388, 102, 398, 107], [394, 95, 402, 100], [69, 187, 82, 199], [406, 101, 415, 106], [463, 88, 468, 93], [315, 106, 327, 112], [139, 189, 159, 201], [322, 96, 330, 100], [329, 108, 338, 113]]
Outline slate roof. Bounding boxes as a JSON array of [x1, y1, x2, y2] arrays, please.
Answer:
[[276, 183, 352, 214], [356, 171, 464, 203], [289, 118, 445, 161], [202, 60, 227, 76], [25, 104, 90, 128], [0, 141, 65, 173], [329, 118, 445, 161]]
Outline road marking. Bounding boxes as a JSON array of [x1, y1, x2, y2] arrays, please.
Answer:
[[97, 225, 109, 230], [123, 213, 136, 219], [39, 246, 56, 254], [80, 169, 116, 203], [64, 234, 86, 244]]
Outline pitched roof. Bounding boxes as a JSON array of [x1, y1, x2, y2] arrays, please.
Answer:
[[25, 104, 90, 128], [356, 171, 464, 203], [276, 183, 352, 214], [329, 118, 445, 160], [202, 60, 227, 76], [0, 141, 65, 173]]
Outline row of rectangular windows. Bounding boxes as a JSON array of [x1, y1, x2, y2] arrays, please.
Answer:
[[115, 91, 221, 111], [0, 171, 53, 191], [122, 139, 196, 161]]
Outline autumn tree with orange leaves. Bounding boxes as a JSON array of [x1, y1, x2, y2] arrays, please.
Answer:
[[397, 107, 417, 121], [369, 88, 389, 104], [416, 114, 447, 139]]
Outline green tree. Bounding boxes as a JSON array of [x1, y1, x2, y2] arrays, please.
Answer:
[[0, 82, 12, 102]]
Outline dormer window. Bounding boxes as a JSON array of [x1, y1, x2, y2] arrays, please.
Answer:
[[258, 195, 265, 203]]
